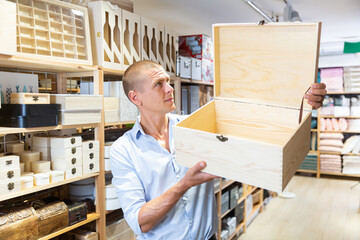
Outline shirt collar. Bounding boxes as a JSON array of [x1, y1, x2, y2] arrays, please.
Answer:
[[131, 114, 176, 140]]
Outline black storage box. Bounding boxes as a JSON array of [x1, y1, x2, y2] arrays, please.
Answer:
[[67, 202, 88, 226], [0, 104, 59, 128]]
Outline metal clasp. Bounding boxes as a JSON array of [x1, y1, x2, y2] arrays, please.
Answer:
[[216, 135, 228, 142], [32, 96, 39, 102]]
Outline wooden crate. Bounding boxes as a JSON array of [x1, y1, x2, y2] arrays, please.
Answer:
[[174, 22, 321, 192], [12, 0, 92, 65], [11, 93, 50, 104], [88, 1, 124, 70], [122, 10, 141, 69]]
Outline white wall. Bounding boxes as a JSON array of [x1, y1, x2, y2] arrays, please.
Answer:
[[133, 0, 360, 42]]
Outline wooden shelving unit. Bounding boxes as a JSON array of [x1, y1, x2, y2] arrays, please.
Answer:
[[180, 78, 214, 86]]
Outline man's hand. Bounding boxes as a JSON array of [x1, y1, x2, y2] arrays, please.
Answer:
[[180, 161, 218, 190], [305, 83, 327, 109]]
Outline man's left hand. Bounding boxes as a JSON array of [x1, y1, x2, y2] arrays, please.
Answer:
[[305, 83, 327, 109]]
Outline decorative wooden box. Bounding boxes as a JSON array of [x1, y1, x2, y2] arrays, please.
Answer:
[[65, 166, 82, 179], [32, 160, 51, 173], [36, 201, 69, 237], [7, 0, 92, 65], [10, 93, 50, 104], [52, 156, 82, 171], [0, 206, 39, 240], [174, 22, 321, 192], [50, 136, 82, 148], [0, 155, 20, 170], [82, 140, 99, 175], [67, 202, 87, 226], [48, 170, 65, 183], [88, 1, 124, 70]]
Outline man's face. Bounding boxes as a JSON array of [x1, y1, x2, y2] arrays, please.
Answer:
[[138, 66, 175, 114]]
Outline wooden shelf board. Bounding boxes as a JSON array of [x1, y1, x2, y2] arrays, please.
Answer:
[[320, 130, 360, 133], [228, 221, 245, 240], [0, 173, 99, 202], [0, 54, 97, 72], [319, 151, 360, 156], [180, 78, 214, 86], [297, 169, 317, 174], [0, 123, 99, 135], [38, 213, 100, 240], [237, 195, 246, 205], [311, 129, 318, 132], [103, 68, 125, 76], [221, 180, 235, 190], [247, 202, 262, 223], [105, 121, 135, 126], [320, 115, 360, 119], [327, 92, 360, 95], [320, 172, 360, 177], [248, 186, 258, 196], [309, 150, 318, 154]]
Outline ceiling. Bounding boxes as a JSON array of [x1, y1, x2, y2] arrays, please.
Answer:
[[133, 0, 360, 42]]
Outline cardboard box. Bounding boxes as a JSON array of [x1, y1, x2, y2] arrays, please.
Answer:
[[174, 22, 321, 192]]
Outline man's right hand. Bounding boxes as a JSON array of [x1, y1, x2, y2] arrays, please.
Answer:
[[180, 161, 218, 191]]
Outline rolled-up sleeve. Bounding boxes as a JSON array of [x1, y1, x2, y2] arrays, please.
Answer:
[[110, 139, 145, 236]]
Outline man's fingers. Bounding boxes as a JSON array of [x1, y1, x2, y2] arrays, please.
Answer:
[[305, 94, 324, 102], [311, 83, 326, 89], [308, 88, 327, 96], [307, 100, 322, 109], [190, 161, 207, 174]]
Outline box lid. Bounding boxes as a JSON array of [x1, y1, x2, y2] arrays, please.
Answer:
[[213, 22, 321, 110]]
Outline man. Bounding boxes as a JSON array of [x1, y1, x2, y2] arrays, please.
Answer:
[[110, 60, 326, 239]]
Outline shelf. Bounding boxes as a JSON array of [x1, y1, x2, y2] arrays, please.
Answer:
[[319, 151, 360, 156], [327, 92, 360, 95], [105, 121, 135, 126], [0, 172, 99, 202], [247, 202, 262, 224], [221, 180, 235, 189], [311, 129, 318, 132], [103, 68, 125, 76], [180, 78, 214, 86], [0, 123, 100, 135], [228, 221, 245, 240], [309, 150, 317, 154], [297, 169, 317, 174], [320, 172, 360, 177], [38, 213, 100, 240], [320, 130, 360, 133], [0, 54, 97, 72], [320, 116, 360, 119], [248, 186, 258, 195]]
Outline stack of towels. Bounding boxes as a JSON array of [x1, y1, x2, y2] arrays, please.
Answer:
[[319, 133, 344, 153], [342, 156, 360, 174], [320, 154, 342, 173], [320, 118, 348, 131]]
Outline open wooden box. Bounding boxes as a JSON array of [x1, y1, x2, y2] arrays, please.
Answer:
[[173, 22, 321, 192]]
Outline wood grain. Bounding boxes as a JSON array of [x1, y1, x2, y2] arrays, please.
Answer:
[[0, 1, 16, 56], [213, 23, 321, 110]]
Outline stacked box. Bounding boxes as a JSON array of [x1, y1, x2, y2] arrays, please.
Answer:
[[82, 140, 100, 174], [0, 155, 21, 195]]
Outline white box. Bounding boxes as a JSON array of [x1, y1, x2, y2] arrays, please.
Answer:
[[7, 142, 24, 154], [33, 136, 51, 148], [0, 180, 20, 195], [105, 110, 120, 123], [20, 175, 33, 190], [48, 170, 64, 183], [51, 147, 82, 159], [52, 156, 82, 170], [50, 136, 82, 149], [32, 160, 51, 173], [50, 94, 102, 111], [191, 58, 202, 80], [0, 155, 20, 170], [0, 168, 20, 182], [104, 97, 120, 111], [82, 140, 100, 152], [59, 110, 102, 125], [34, 173, 50, 186], [106, 184, 117, 199], [83, 161, 100, 175], [65, 166, 82, 179], [106, 197, 121, 211]]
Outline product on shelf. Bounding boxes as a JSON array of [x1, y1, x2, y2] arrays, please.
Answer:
[[319, 154, 341, 173], [82, 140, 100, 174], [6, 142, 25, 154], [70, 178, 95, 201], [20, 151, 41, 172], [341, 135, 360, 154], [48, 170, 65, 183], [105, 183, 121, 211], [62, 228, 99, 240], [106, 218, 136, 240], [174, 22, 320, 192], [67, 202, 88, 226], [0, 206, 39, 240], [344, 66, 360, 92], [34, 172, 50, 186], [342, 155, 360, 174], [299, 153, 317, 171], [32, 160, 51, 173], [10, 93, 50, 104], [320, 67, 344, 92], [20, 175, 33, 190], [177, 55, 192, 79], [0, 155, 21, 194], [36, 201, 69, 238], [221, 191, 229, 215]]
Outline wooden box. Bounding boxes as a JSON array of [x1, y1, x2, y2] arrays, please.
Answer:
[[82, 140, 100, 152], [34, 172, 50, 186], [65, 166, 82, 179], [63, 229, 98, 240], [0, 206, 39, 240], [52, 156, 82, 170], [88, 1, 124, 70], [11, 93, 50, 104], [0, 155, 20, 170], [32, 146, 51, 160], [67, 202, 87, 226], [104, 97, 120, 111], [105, 110, 120, 123], [48, 170, 65, 183], [51, 146, 82, 159], [50, 94, 102, 111], [36, 201, 69, 237], [21, 175, 33, 190], [83, 161, 99, 175], [6, 142, 24, 154], [59, 110, 102, 125], [173, 22, 321, 192], [32, 160, 51, 173]]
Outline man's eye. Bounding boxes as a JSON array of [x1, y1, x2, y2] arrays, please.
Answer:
[[155, 82, 162, 87]]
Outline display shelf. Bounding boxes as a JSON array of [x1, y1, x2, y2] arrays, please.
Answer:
[[0, 123, 100, 135], [309, 150, 317, 154], [180, 78, 214, 86], [248, 186, 258, 195], [320, 172, 360, 177], [38, 213, 100, 240], [319, 151, 360, 156], [327, 92, 360, 95], [246, 202, 262, 224], [320, 115, 360, 119], [105, 121, 135, 126], [221, 180, 235, 190], [297, 169, 317, 174], [0, 172, 99, 202], [103, 68, 125, 76], [229, 221, 245, 240], [311, 129, 318, 132], [237, 195, 246, 205], [320, 130, 360, 133], [0, 54, 97, 72]]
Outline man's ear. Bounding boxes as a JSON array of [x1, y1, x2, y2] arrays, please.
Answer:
[[128, 90, 142, 106]]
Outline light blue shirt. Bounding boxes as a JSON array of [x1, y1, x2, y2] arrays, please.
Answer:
[[110, 113, 218, 240]]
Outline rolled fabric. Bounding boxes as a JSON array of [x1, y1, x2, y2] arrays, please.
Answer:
[[331, 118, 340, 131], [325, 118, 333, 131]]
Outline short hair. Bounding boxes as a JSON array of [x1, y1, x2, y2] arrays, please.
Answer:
[[122, 60, 162, 101]]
